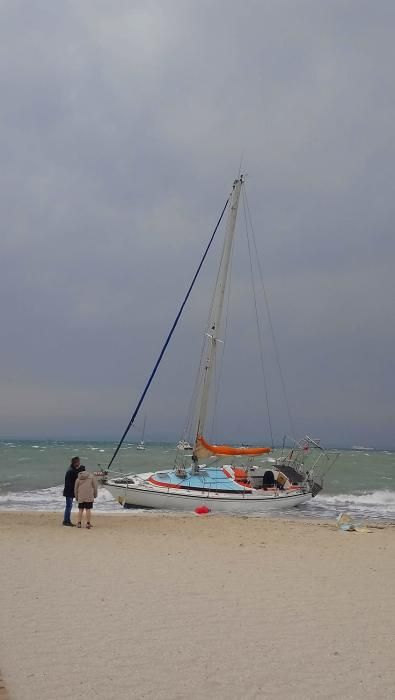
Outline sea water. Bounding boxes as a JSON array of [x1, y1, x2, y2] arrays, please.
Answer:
[[0, 440, 394, 521]]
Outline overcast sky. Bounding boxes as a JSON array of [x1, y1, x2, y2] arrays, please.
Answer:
[[1, 1, 395, 448]]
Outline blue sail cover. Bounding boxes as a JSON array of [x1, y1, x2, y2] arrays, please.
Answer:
[[152, 468, 248, 493]]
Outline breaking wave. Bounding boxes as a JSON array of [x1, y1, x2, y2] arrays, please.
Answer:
[[303, 489, 395, 520], [0, 485, 123, 513], [1, 485, 395, 521]]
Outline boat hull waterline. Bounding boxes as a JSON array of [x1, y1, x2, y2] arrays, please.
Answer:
[[105, 477, 312, 513]]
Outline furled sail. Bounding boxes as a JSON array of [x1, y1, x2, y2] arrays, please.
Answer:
[[195, 435, 271, 459]]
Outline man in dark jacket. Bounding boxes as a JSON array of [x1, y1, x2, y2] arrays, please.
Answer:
[[62, 456, 81, 526]]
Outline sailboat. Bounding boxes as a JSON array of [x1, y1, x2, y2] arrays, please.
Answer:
[[136, 415, 146, 450], [176, 439, 193, 451], [105, 176, 337, 512]]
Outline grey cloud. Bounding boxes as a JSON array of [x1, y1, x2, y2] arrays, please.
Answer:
[[1, 1, 395, 446]]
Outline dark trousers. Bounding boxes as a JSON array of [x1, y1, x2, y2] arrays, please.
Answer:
[[63, 497, 73, 523]]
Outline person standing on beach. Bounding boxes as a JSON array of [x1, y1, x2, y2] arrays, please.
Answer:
[[62, 456, 81, 526], [74, 469, 98, 529]]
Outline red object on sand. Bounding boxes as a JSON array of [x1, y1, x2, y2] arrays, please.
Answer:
[[195, 505, 210, 515]]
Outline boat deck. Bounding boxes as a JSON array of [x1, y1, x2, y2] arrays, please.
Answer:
[[147, 467, 249, 493]]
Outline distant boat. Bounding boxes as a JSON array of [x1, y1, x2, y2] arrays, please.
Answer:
[[136, 415, 147, 450], [176, 439, 193, 451], [352, 445, 374, 451], [106, 175, 338, 512]]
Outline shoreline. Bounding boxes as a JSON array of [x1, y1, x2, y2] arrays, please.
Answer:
[[1, 512, 395, 699], [0, 504, 395, 527], [1, 509, 394, 531], [1, 507, 395, 527]]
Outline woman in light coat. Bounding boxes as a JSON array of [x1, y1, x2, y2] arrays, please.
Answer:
[[74, 469, 98, 529]]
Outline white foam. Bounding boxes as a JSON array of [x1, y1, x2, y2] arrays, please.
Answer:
[[318, 489, 395, 506], [0, 485, 122, 513], [1, 482, 395, 520], [311, 489, 395, 518]]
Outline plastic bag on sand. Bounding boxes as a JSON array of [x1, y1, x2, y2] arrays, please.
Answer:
[[195, 505, 211, 515], [336, 513, 371, 533]]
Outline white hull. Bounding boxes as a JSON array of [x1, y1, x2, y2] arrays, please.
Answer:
[[105, 479, 312, 513]]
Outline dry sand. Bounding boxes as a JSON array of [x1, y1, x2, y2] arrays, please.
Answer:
[[0, 511, 394, 700]]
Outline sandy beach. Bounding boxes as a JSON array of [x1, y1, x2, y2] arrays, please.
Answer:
[[0, 512, 394, 699]]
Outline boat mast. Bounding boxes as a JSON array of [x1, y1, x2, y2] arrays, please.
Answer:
[[140, 415, 146, 444], [193, 176, 243, 463]]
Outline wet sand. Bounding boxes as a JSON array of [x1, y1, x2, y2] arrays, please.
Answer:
[[0, 511, 394, 699]]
